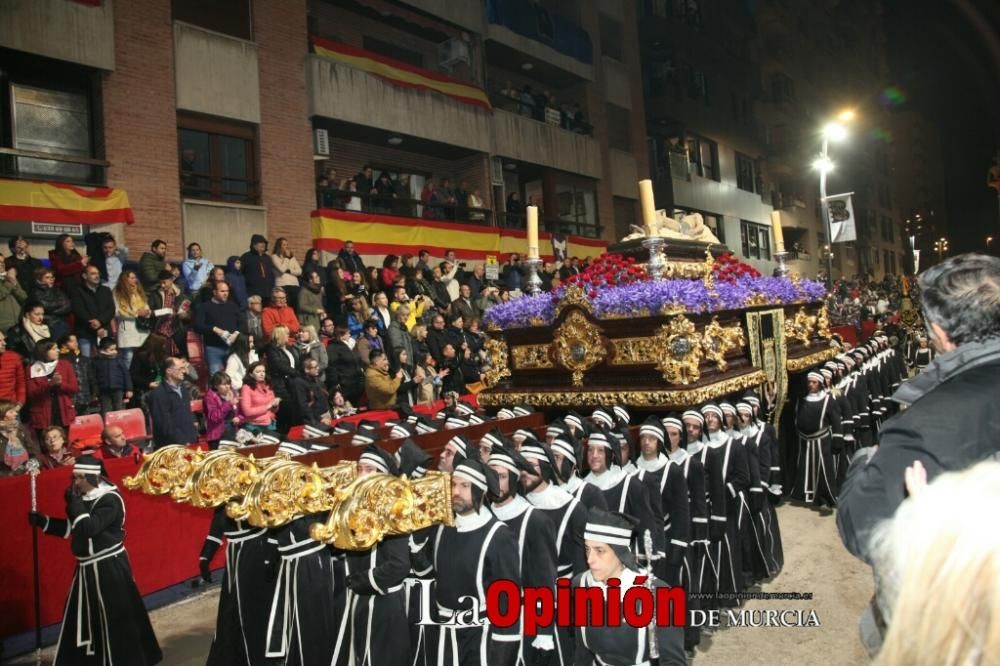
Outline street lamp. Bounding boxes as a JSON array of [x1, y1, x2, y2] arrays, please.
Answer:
[[815, 114, 852, 290], [987, 236, 994, 250], [934, 237, 949, 263]]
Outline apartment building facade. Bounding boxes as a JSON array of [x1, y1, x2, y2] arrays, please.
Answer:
[[0, 0, 646, 264]]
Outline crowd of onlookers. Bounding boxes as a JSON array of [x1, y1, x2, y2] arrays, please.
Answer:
[[316, 165, 488, 223], [0, 232, 593, 477], [493, 81, 591, 134], [825, 273, 914, 330]]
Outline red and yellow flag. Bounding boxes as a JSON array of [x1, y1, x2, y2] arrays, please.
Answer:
[[311, 36, 491, 111], [0, 178, 134, 225], [311, 209, 606, 263]]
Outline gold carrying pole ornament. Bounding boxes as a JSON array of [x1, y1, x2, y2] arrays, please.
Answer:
[[122, 445, 206, 496], [225, 459, 358, 527], [310, 471, 455, 550]]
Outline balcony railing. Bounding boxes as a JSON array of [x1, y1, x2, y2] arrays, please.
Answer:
[[316, 188, 493, 226], [486, 0, 593, 65], [0, 147, 108, 186], [496, 211, 601, 239], [489, 92, 593, 135]]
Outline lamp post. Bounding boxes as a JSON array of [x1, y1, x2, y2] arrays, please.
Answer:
[[814, 115, 851, 290], [987, 236, 994, 251], [934, 237, 949, 263]]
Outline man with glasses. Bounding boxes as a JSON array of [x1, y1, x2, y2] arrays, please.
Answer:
[[146, 356, 198, 449]]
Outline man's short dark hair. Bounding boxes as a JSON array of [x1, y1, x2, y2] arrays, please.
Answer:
[[369, 350, 386, 364], [919, 253, 1000, 346], [419, 249, 430, 258], [152, 240, 166, 249]]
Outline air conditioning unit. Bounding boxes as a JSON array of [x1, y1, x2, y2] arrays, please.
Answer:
[[438, 38, 471, 69], [789, 197, 806, 209], [491, 156, 504, 186], [313, 129, 330, 157]]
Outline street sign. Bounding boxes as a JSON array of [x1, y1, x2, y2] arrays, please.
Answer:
[[485, 254, 499, 281]]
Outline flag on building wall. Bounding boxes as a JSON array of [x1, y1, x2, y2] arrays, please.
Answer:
[[310, 208, 606, 264], [0, 178, 134, 225], [310, 36, 492, 111], [826, 192, 856, 243]]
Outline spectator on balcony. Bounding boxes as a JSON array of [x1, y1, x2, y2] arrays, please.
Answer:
[[225, 333, 257, 392], [364, 350, 402, 410], [468, 188, 486, 222], [70, 265, 114, 358], [94, 425, 140, 460], [327, 324, 363, 403], [560, 256, 582, 280], [355, 270, 373, 305], [30, 267, 71, 342], [129, 333, 172, 407], [181, 243, 213, 295], [412, 269, 436, 310], [39, 426, 74, 469], [91, 234, 126, 291], [450, 283, 480, 325], [421, 177, 438, 219], [264, 325, 298, 430], [339, 178, 361, 211], [239, 361, 279, 433], [519, 85, 535, 117], [354, 165, 374, 209], [241, 235, 276, 303], [0, 254, 27, 333], [0, 332, 26, 406], [393, 174, 415, 217], [291, 356, 331, 428], [139, 240, 168, 292], [195, 280, 240, 375], [302, 249, 325, 287], [222, 256, 248, 311], [466, 264, 486, 300], [297, 270, 326, 333], [371, 291, 392, 335], [506, 192, 524, 227], [149, 270, 193, 358], [398, 253, 416, 287], [26, 339, 78, 436], [455, 181, 470, 221], [194, 266, 225, 306], [415, 249, 432, 275], [8, 301, 46, 363], [296, 325, 328, 384], [338, 240, 366, 276], [320, 317, 336, 346], [540, 261, 558, 292], [147, 356, 198, 448], [380, 255, 400, 293], [111, 269, 151, 370], [372, 171, 395, 214], [345, 297, 368, 339], [239, 294, 264, 343], [261, 288, 299, 339], [500, 80, 519, 109], [356, 319, 384, 369], [60, 334, 96, 417], [388, 302, 416, 364], [428, 266, 452, 311], [502, 254, 525, 292], [7, 236, 43, 296], [0, 400, 40, 476], [48, 234, 89, 290], [476, 285, 503, 316], [441, 261, 462, 302], [435, 178, 458, 221], [324, 262, 350, 320], [272, 237, 303, 310]]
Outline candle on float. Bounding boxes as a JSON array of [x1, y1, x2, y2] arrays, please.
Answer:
[[638, 179, 657, 234], [526, 206, 539, 259], [771, 210, 785, 253]]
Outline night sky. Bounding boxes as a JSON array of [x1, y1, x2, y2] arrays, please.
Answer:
[[882, 0, 1000, 255]]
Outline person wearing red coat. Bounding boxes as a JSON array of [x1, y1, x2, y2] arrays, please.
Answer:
[[0, 332, 26, 406], [25, 340, 78, 434], [48, 234, 89, 290]]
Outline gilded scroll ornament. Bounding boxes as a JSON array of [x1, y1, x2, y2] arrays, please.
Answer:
[[785, 307, 817, 348], [652, 314, 704, 385], [511, 343, 554, 370], [552, 310, 607, 386], [786, 345, 840, 372], [122, 445, 205, 497], [226, 460, 357, 527], [477, 369, 768, 408], [816, 305, 832, 339], [700, 316, 746, 372], [481, 338, 512, 388], [555, 285, 593, 318], [608, 337, 653, 365]]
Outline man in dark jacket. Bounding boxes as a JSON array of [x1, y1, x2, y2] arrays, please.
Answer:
[[147, 357, 198, 448], [241, 234, 276, 302], [6, 235, 43, 296], [838, 253, 1000, 563], [71, 265, 116, 358], [291, 357, 331, 427], [337, 240, 365, 275], [194, 281, 241, 375]]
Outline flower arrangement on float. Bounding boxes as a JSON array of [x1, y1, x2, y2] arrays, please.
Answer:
[[482, 251, 828, 330]]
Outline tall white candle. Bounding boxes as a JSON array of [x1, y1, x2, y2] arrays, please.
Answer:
[[770, 210, 785, 253], [638, 179, 656, 233], [526, 206, 539, 259]]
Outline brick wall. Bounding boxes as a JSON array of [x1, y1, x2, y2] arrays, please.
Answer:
[[255, 0, 316, 244], [103, 0, 182, 255]]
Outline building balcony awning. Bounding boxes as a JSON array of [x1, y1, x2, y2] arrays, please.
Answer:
[[311, 36, 491, 111], [311, 208, 606, 261], [0, 177, 134, 225]]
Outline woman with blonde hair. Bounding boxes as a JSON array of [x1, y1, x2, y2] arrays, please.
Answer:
[[113, 269, 151, 367], [869, 460, 1000, 665]]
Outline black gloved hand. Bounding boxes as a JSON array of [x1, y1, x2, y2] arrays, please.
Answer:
[[200, 559, 212, 583], [28, 511, 46, 528], [346, 572, 365, 593]]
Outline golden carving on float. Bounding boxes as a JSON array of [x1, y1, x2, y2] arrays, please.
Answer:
[[481, 338, 512, 388], [122, 445, 206, 496], [652, 314, 704, 385], [816, 305, 832, 339], [608, 337, 652, 365], [477, 370, 768, 408], [226, 460, 358, 527], [310, 471, 454, 550], [552, 310, 607, 386], [785, 307, 818, 348], [511, 343, 554, 370], [555, 285, 593, 318], [786, 345, 840, 372], [701, 316, 746, 373]]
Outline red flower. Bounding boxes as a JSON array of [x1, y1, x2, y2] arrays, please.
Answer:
[[588, 290, 598, 298]]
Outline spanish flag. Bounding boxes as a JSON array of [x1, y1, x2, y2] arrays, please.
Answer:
[[0, 178, 134, 225], [311, 36, 492, 111], [311, 209, 606, 263]]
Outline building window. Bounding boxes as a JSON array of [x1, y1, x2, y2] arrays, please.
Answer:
[[178, 114, 258, 204], [735, 152, 755, 192], [8, 83, 97, 184], [606, 104, 631, 151], [172, 0, 253, 41], [362, 37, 423, 68], [771, 72, 795, 105], [878, 183, 892, 210], [677, 207, 724, 243], [740, 220, 771, 261], [599, 15, 623, 62], [686, 134, 718, 181]]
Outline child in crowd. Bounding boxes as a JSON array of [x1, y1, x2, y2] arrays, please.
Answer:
[[92, 338, 133, 415], [204, 371, 241, 449]]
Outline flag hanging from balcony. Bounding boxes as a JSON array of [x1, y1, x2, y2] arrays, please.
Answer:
[[310, 209, 605, 263], [826, 192, 856, 243], [0, 178, 135, 225], [310, 36, 492, 111]]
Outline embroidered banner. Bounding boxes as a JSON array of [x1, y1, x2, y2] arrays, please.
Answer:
[[0, 177, 134, 225], [311, 36, 491, 111]]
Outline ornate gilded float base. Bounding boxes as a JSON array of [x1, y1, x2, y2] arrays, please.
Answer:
[[477, 369, 767, 409], [786, 345, 840, 372]]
